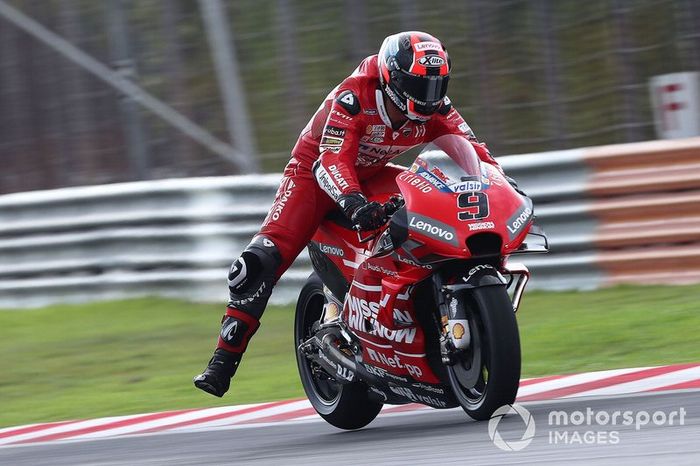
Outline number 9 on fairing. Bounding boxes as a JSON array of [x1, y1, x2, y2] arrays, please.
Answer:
[[457, 192, 489, 221]]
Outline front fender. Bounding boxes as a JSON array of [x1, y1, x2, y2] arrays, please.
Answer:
[[458, 264, 508, 289], [436, 264, 508, 354], [435, 264, 507, 353]]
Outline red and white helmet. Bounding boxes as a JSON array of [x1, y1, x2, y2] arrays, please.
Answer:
[[378, 31, 451, 122]]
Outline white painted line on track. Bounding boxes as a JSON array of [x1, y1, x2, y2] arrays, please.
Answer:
[[515, 367, 653, 398], [0, 414, 145, 446], [565, 365, 700, 398], [74, 404, 275, 440], [2, 364, 699, 448], [168, 399, 313, 432], [2, 388, 699, 452]]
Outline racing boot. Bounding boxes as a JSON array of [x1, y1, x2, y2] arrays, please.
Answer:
[[193, 348, 242, 398], [195, 236, 280, 397], [194, 307, 260, 397]]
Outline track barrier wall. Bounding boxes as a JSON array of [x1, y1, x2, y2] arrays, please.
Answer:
[[1, 137, 699, 308]]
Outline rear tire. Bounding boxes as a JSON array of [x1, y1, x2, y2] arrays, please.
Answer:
[[446, 286, 521, 421], [295, 274, 383, 430]]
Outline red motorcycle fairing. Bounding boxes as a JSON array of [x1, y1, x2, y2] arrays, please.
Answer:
[[396, 160, 533, 261], [343, 269, 442, 385], [308, 135, 534, 394], [310, 221, 365, 285], [310, 216, 444, 385]]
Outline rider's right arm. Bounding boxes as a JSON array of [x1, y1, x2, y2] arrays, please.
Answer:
[[312, 87, 364, 202]]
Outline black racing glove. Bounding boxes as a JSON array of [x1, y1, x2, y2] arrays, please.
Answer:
[[505, 175, 527, 197], [352, 202, 387, 230], [338, 193, 387, 231]]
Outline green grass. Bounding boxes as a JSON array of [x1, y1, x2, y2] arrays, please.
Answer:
[[2, 284, 700, 428], [519, 284, 700, 375], [0, 299, 302, 428]]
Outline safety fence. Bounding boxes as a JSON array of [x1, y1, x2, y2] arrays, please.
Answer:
[[1, 0, 699, 194], [1, 137, 699, 308]]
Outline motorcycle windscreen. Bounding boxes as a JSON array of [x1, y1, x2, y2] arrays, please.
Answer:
[[412, 134, 482, 188]]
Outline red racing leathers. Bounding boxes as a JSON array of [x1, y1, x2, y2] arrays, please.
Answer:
[[265, 54, 501, 272], [217, 54, 504, 354]]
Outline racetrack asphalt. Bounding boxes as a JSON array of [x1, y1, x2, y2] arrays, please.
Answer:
[[1, 390, 698, 465]]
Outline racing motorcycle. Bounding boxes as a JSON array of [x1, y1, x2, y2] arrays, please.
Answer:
[[295, 134, 548, 429]]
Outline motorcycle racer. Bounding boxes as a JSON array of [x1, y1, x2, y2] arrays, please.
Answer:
[[194, 31, 516, 397]]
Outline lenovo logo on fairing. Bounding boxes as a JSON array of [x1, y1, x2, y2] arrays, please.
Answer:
[[408, 214, 458, 246], [319, 243, 344, 257], [506, 201, 534, 240], [410, 217, 453, 240], [508, 207, 532, 234]]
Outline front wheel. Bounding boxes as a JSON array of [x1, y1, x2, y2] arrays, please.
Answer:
[[294, 274, 382, 430], [446, 286, 521, 421]]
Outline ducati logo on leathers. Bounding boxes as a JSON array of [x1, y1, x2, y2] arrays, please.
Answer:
[[314, 162, 344, 200], [328, 164, 349, 190]]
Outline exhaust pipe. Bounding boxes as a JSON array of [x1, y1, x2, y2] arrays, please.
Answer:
[[299, 329, 382, 385]]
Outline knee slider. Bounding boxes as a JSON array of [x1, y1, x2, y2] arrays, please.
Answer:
[[227, 236, 282, 315]]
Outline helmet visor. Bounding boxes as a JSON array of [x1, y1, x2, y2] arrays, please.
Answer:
[[393, 71, 449, 105]]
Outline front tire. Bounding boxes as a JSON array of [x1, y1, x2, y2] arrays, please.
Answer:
[[295, 274, 382, 430], [446, 286, 521, 420]]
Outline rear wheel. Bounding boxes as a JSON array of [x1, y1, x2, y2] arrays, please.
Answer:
[[295, 274, 383, 430], [446, 286, 521, 420]]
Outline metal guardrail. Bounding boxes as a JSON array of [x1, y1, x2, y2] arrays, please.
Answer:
[[2, 138, 699, 308], [0, 175, 286, 308]]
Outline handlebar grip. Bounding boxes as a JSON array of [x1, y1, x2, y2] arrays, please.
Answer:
[[383, 196, 404, 216]]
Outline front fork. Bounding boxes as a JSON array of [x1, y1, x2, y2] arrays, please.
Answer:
[[433, 261, 531, 365], [433, 273, 474, 366], [502, 261, 531, 313]]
